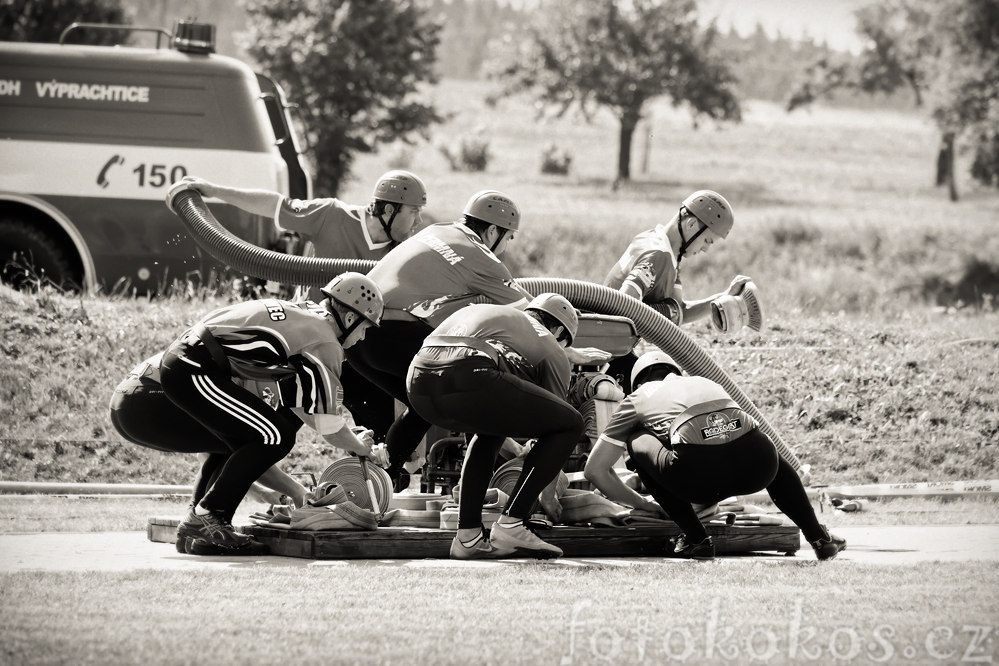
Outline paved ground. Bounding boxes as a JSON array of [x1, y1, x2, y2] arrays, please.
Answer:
[[1, 525, 997, 571]]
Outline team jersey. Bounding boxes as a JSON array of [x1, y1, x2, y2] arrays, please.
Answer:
[[368, 221, 531, 327], [603, 225, 682, 304], [274, 197, 392, 302], [597, 375, 753, 448], [193, 299, 345, 416], [417, 303, 571, 398]]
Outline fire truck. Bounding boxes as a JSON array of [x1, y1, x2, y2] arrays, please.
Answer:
[[0, 20, 311, 292]]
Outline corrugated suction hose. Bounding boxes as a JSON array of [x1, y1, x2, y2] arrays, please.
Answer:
[[168, 188, 377, 285], [170, 189, 803, 473]]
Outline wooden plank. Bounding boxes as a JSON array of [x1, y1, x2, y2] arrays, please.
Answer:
[[239, 524, 801, 559], [148, 516, 179, 544], [243, 526, 316, 558], [150, 516, 800, 558]]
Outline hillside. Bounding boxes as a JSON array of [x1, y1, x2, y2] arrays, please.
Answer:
[[2, 284, 996, 488]]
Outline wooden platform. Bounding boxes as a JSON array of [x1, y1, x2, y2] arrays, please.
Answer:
[[148, 516, 801, 559]]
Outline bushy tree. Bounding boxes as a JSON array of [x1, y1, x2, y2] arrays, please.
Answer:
[[488, 0, 740, 182], [0, 0, 128, 44], [787, 0, 999, 200], [238, 0, 443, 195]]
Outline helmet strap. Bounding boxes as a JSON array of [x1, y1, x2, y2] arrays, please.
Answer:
[[676, 208, 708, 267], [328, 301, 363, 343], [489, 226, 508, 253], [376, 204, 402, 244]]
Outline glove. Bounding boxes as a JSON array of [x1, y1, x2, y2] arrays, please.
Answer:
[[368, 443, 391, 468], [727, 275, 753, 297], [165, 176, 215, 212]]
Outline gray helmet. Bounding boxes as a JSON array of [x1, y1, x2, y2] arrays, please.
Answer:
[[320, 272, 384, 326], [682, 190, 733, 238], [372, 170, 427, 207], [463, 190, 520, 231], [526, 292, 578, 346], [630, 350, 682, 387]]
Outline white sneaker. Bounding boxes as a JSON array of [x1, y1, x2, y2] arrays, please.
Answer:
[[490, 520, 563, 559], [449, 531, 516, 560]]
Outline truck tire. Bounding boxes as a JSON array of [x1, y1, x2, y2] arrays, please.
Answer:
[[0, 217, 75, 290]]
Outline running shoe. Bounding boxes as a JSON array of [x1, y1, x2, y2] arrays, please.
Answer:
[[810, 525, 847, 561], [449, 530, 516, 560], [176, 506, 253, 553], [671, 534, 715, 560], [489, 520, 562, 559]]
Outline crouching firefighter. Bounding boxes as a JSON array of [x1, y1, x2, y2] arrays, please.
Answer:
[[585, 351, 846, 561], [406, 293, 585, 560], [109, 273, 383, 555]]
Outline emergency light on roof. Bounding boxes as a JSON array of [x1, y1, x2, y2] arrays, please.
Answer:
[[172, 20, 216, 54]]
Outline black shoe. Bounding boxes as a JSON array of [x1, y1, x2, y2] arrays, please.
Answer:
[[392, 470, 411, 494], [671, 534, 715, 560], [176, 506, 253, 552], [811, 525, 847, 560], [175, 535, 269, 556]]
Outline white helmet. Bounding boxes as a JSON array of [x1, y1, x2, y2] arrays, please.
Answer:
[[630, 350, 682, 387], [463, 190, 520, 231], [320, 272, 383, 326], [372, 170, 427, 207], [526, 293, 578, 346], [682, 190, 734, 238]]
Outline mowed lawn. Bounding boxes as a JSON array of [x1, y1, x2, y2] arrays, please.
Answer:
[[1, 562, 997, 665], [1, 497, 998, 664]]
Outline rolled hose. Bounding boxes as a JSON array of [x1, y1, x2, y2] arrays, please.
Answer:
[[169, 188, 803, 472]]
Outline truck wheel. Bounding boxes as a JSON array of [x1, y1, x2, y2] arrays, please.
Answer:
[[0, 218, 75, 291]]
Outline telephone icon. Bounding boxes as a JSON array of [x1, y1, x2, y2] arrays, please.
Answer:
[[97, 154, 125, 188]]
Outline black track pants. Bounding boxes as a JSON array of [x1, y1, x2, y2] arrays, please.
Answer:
[[158, 341, 300, 515], [346, 319, 434, 471], [111, 373, 232, 505]]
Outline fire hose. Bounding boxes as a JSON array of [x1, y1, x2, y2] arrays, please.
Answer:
[[167, 188, 804, 474]]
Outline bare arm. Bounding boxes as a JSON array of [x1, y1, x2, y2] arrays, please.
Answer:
[[255, 465, 309, 507], [583, 440, 659, 511], [565, 346, 613, 365], [172, 176, 283, 218], [681, 274, 753, 323]]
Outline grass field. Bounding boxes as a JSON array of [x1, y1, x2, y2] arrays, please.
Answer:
[[3, 78, 999, 665], [3, 495, 997, 665], [2, 562, 997, 665]]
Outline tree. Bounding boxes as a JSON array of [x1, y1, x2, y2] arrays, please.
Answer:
[[238, 0, 443, 195], [487, 0, 740, 182], [0, 0, 128, 44], [787, 0, 999, 201]]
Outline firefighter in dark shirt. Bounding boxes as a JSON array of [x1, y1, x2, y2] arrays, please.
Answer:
[[406, 294, 584, 559]]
